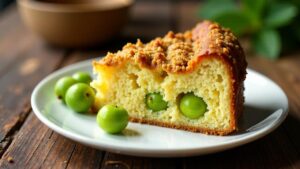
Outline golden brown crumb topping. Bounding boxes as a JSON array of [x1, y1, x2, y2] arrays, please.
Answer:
[[96, 20, 245, 74]]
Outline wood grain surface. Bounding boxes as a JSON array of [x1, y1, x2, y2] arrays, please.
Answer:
[[0, 1, 300, 169]]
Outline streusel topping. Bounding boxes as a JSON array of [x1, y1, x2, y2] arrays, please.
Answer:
[[98, 20, 244, 73]]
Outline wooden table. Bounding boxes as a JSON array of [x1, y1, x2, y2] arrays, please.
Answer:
[[1, 1, 300, 168]]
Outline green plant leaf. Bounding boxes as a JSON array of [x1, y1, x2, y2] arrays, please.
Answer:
[[264, 2, 298, 28], [212, 10, 252, 36], [253, 29, 281, 59], [242, 0, 266, 16], [198, 1, 237, 19], [242, 0, 266, 30]]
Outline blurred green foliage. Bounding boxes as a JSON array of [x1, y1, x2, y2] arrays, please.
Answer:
[[198, 0, 300, 59]]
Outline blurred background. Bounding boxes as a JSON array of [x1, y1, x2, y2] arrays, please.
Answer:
[[0, 0, 13, 10], [1, 0, 299, 59], [1, 1, 300, 168]]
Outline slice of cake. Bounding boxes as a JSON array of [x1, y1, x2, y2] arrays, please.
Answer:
[[91, 21, 247, 135]]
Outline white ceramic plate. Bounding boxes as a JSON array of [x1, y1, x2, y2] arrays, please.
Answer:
[[31, 59, 288, 157]]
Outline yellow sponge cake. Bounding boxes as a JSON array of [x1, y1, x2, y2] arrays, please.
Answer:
[[91, 21, 247, 135]]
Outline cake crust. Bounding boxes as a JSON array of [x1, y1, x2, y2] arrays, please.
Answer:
[[93, 21, 247, 135], [94, 21, 246, 75]]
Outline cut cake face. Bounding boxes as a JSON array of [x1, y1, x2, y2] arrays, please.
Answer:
[[91, 21, 247, 135]]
